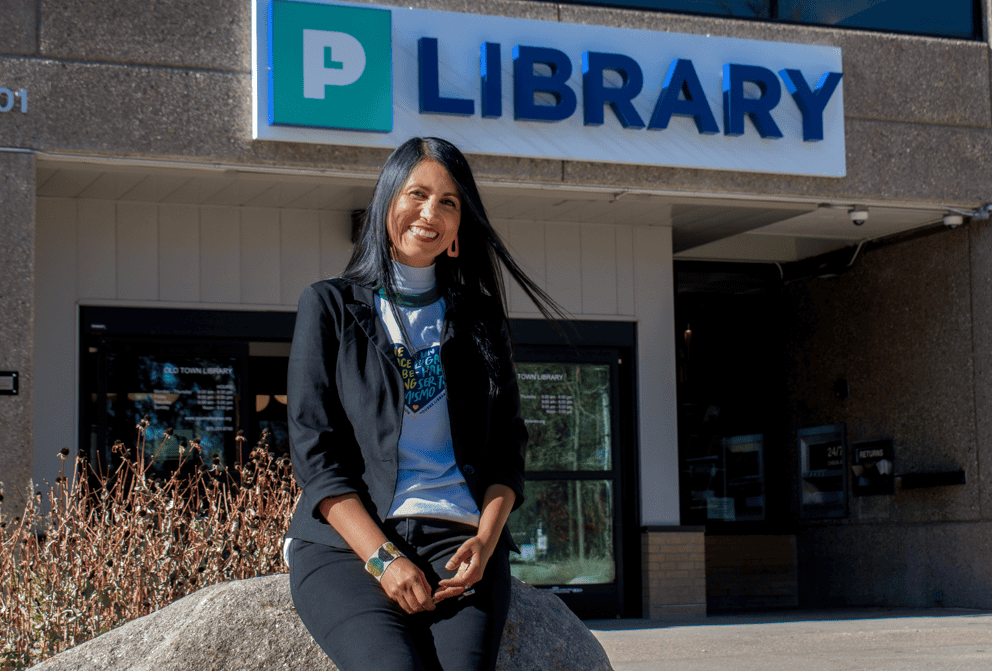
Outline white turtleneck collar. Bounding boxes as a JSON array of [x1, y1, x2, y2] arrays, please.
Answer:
[[390, 260, 436, 295]]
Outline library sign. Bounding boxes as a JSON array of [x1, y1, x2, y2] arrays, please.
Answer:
[[252, 0, 845, 176]]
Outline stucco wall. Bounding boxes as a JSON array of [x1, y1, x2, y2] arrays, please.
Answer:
[[0, 151, 35, 513], [784, 224, 992, 607]]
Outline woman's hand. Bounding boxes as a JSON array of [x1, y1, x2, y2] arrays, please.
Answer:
[[379, 557, 436, 614], [316, 495, 435, 615], [433, 536, 490, 603], [434, 484, 516, 604]]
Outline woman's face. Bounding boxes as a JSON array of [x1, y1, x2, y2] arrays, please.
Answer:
[[386, 159, 462, 268]]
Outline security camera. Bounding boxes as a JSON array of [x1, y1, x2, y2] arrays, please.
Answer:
[[849, 209, 868, 226], [943, 214, 964, 229]]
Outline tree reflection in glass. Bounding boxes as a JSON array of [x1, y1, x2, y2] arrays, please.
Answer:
[[509, 480, 615, 586], [517, 363, 611, 472], [511, 362, 616, 585]]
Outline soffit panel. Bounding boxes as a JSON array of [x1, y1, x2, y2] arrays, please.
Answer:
[[36, 166, 58, 188], [671, 203, 814, 253], [36, 168, 102, 198], [161, 176, 238, 205], [279, 185, 350, 210], [758, 206, 943, 239], [76, 172, 148, 200], [243, 182, 322, 208], [118, 174, 194, 202], [33, 162, 950, 263]]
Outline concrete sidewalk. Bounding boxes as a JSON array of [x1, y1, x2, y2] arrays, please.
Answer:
[[587, 609, 992, 671]]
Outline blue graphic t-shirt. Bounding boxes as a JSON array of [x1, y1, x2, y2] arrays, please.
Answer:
[[395, 343, 445, 414], [376, 262, 481, 526]]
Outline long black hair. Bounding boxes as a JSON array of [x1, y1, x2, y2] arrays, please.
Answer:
[[342, 137, 564, 392]]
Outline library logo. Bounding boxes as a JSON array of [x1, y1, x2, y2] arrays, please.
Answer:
[[268, 0, 392, 132]]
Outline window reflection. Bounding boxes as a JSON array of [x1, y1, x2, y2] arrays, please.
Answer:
[[516, 363, 612, 472], [607, 0, 770, 17], [104, 354, 239, 475], [778, 0, 974, 38], [549, 0, 976, 39], [255, 394, 289, 458], [509, 480, 616, 585]]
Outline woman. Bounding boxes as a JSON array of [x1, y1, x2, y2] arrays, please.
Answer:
[[285, 137, 561, 671]]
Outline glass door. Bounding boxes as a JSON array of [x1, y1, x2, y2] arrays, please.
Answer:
[[86, 337, 249, 477], [80, 306, 300, 478], [508, 346, 625, 618]]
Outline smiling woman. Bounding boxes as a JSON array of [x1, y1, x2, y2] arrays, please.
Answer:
[[386, 159, 462, 268], [284, 137, 564, 671]]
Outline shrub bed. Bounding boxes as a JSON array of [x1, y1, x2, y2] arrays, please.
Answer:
[[0, 427, 298, 670]]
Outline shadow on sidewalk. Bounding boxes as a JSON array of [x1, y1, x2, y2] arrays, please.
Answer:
[[585, 607, 992, 631]]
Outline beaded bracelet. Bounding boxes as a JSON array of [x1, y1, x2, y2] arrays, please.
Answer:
[[365, 541, 404, 581]]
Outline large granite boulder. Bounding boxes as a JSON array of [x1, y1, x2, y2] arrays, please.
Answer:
[[30, 575, 613, 671]]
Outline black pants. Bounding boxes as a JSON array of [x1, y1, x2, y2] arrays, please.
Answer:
[[289, 518, 511, 671]]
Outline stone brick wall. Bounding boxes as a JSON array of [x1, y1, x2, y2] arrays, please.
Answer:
[[784, 224, 992, 608], [641, 527, 706, 618], [706, 535, 798, 611]]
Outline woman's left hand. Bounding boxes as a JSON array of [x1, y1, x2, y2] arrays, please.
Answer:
[[434, 485, 514, 604], [433, 536, 490, 603]]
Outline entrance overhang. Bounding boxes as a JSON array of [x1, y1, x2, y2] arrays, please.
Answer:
[[36, 154, 952, 264]]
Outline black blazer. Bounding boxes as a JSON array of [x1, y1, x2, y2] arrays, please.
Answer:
[[285, 277, 526, 551]]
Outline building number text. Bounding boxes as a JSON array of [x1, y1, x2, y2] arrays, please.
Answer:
[[0, 88, 28, 114]]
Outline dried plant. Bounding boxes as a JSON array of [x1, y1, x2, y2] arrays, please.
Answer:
[[0, 426, 298, 670]]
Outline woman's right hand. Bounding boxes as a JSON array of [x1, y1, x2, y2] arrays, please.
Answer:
[[316, 495, 435, 614], [379, 557, 436, 614]]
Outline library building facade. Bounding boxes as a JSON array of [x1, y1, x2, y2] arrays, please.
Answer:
[[3, 0, 992, 617]]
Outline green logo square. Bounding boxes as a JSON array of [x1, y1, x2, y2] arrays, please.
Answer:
[[268, 0, 392, 132]]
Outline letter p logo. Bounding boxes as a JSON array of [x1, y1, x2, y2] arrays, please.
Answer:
[[268, 0, 392, 132], [303, 29, 367, 97]]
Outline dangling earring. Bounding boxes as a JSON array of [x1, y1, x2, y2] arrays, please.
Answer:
[[447, 235, 459, 258]]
